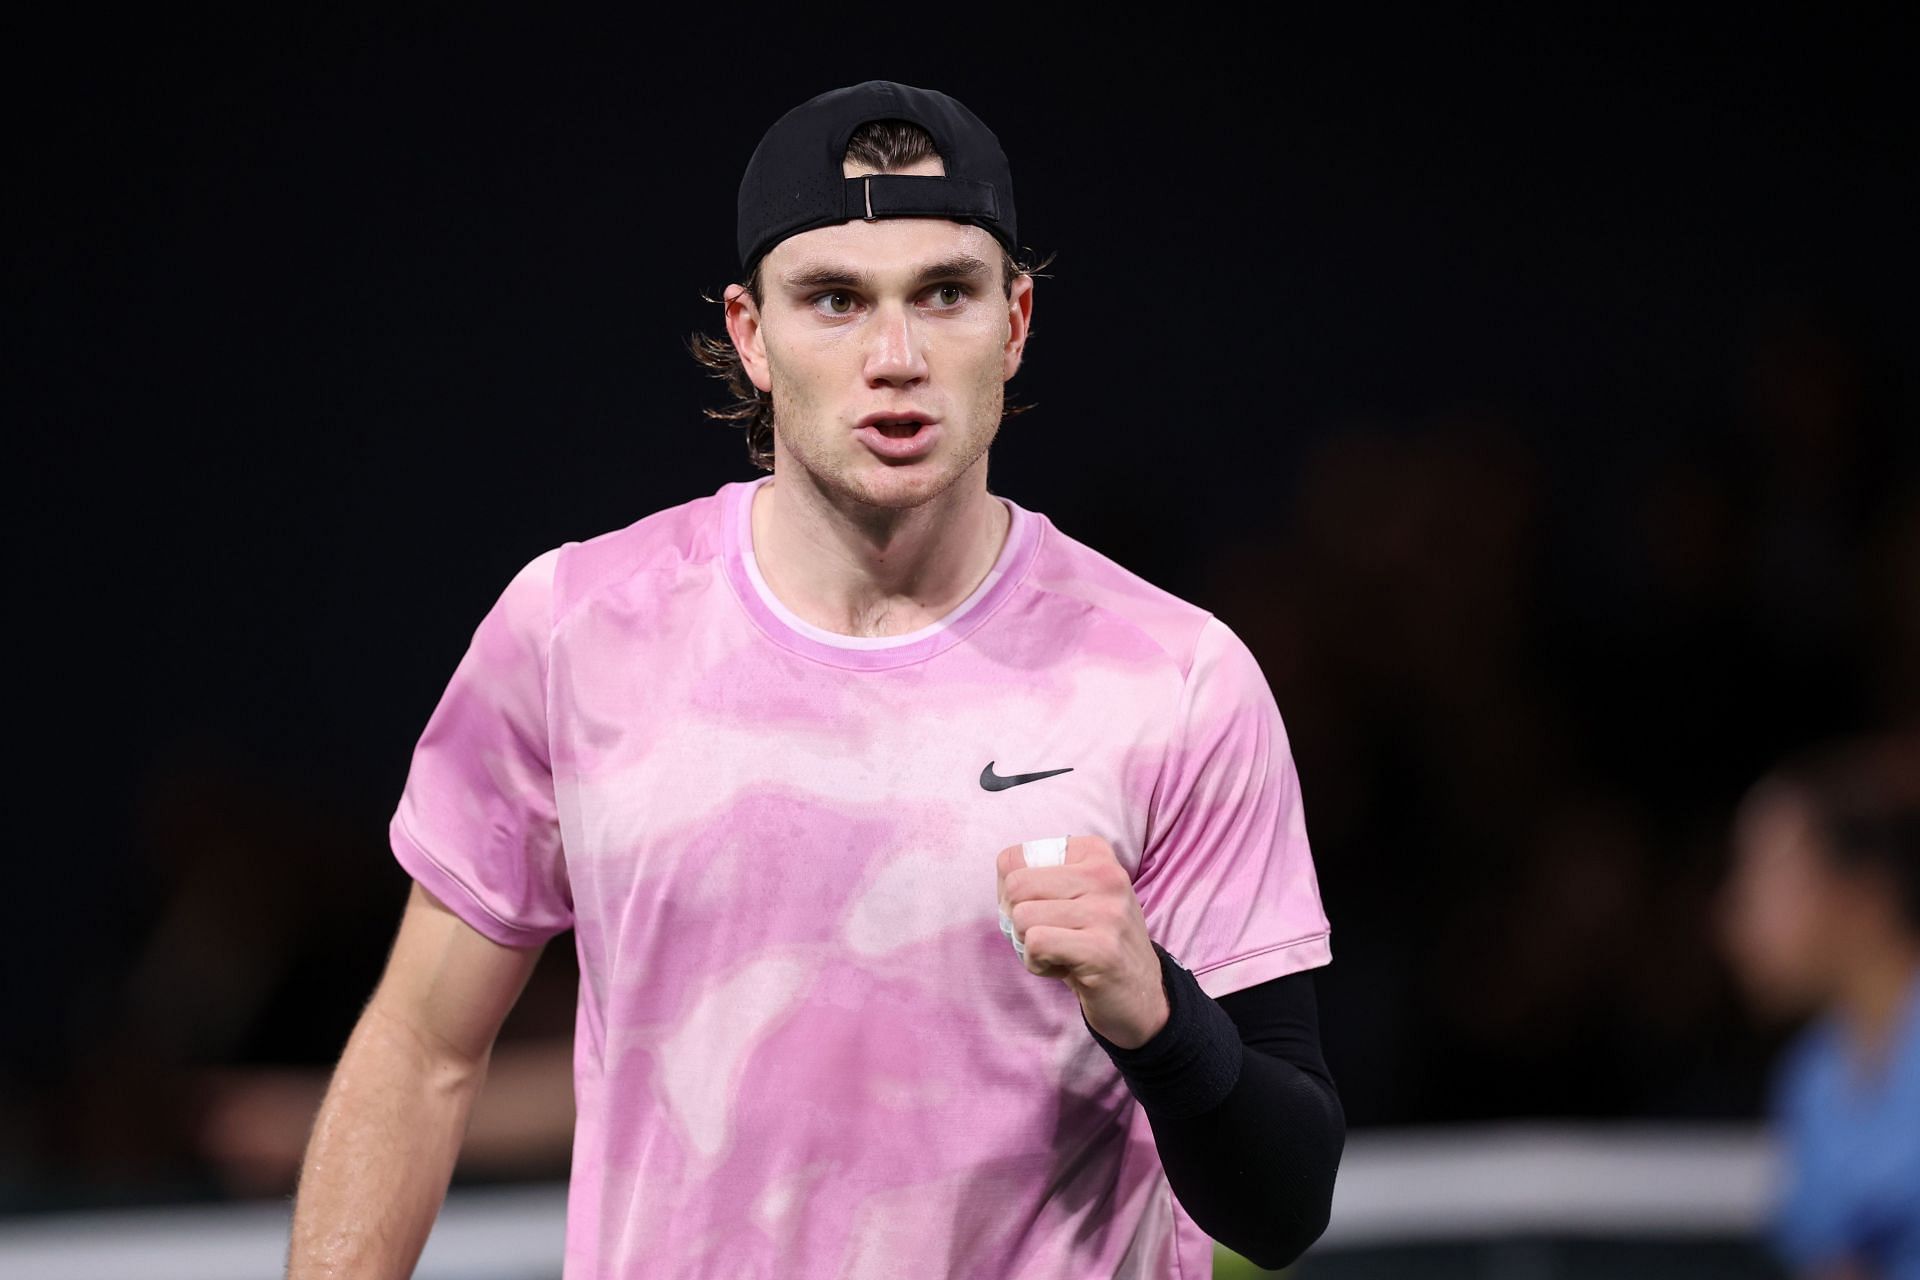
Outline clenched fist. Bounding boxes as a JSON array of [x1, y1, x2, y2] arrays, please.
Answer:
[[995, 835, 1170, 1049]]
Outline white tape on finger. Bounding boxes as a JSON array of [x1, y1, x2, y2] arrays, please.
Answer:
[[1002, 835, 1071, 958], [1020, 836, 1069, 868]]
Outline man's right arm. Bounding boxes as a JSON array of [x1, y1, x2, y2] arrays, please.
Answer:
[[286, 880, 546, 1279]]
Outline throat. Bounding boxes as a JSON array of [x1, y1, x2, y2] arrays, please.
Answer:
[[751, 479, 1012, 641]]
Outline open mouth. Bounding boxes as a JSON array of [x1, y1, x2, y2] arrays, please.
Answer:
[[855, 413, 939, 458]]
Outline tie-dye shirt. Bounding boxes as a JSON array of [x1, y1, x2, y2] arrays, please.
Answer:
[[390, 474, 1332, 1279]]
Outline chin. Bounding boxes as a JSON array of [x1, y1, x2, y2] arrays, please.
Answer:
[[843, 465, 961, 511], [817, 445, 984, 510], [776, 421, 997, 510]]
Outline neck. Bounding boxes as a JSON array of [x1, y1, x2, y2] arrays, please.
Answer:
[[1833, 942, 1920, 1067], [750, 458, 1010, 638]]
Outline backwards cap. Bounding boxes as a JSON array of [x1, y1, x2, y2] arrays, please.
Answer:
[[735, 80, 1018, 275]]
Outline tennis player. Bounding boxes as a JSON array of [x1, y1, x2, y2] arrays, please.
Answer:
[[287, 79, 1343, 1278]]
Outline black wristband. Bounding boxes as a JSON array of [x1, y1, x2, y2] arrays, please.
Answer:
[[1083, 942, 1244, 1120]]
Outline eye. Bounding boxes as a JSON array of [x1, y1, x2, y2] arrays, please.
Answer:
[[931, 284, 966, 307], [812, 291, 857, 317]]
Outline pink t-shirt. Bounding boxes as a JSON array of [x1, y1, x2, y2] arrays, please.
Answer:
[[390, 474, 1331, 1279]]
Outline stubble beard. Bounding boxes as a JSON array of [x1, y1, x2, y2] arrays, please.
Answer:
[[768, 368, 1006, 520]]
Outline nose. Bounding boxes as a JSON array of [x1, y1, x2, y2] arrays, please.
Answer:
[[864, 299, 929, 388]]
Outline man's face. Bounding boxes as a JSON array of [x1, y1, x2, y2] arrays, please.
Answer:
[[724, 156, 1034, 512]]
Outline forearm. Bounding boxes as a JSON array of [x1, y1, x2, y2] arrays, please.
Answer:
[[287, 1001, 487, 1278], [1087, 948, 1344, 1271]]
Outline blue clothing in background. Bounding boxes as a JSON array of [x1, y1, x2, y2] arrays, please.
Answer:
[[1770, 971, 1920, 1280]]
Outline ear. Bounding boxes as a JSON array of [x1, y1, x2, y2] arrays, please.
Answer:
[[724, 282, 773, 393], [1001, 270, 1035, 381]]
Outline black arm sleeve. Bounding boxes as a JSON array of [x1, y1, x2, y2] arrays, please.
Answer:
[[1083, 944, 1344, 1271]]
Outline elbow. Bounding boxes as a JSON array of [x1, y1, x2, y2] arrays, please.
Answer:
[[1166, 1055, 1347, 1270], [1229, 1108, 1344, 1270], [1197, 1143, 1340, 1271], [1235, 1194, 1334, 1272]]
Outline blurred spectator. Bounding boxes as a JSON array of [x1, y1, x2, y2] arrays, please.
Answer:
[[24, 739, 577, 1204], [196, 1038, 575, 1198], [1719, 731, 1920, 1280]]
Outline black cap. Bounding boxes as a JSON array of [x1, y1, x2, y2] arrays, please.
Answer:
[[736, 80, 1018, 275]]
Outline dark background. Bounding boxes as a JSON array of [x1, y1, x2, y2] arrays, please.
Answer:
[[9, 10, 1915, 1209]]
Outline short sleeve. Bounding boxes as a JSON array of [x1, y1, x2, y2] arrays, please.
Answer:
[[1133, 615, 1330, 998], [388, 547, 573, 947]]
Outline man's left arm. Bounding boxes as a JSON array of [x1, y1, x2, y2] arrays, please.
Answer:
[[995, 615, 1339, 1268], [998, 840, 1342, 1271], [1087, 947, 1343, 1272]]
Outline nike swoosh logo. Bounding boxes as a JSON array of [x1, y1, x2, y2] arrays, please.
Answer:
[[980, 762, 1074, 792]]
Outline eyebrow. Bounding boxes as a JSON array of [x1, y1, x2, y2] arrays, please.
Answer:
[[778, 253, 995, 295]]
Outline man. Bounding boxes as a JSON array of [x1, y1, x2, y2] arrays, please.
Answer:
[[1719, 731, 1920, 1280], [288, 80, 1343, 1278]]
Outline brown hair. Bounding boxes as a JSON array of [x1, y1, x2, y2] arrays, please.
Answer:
[[1762, 730, 1920, 934], [688, 119, 1055, 471]]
